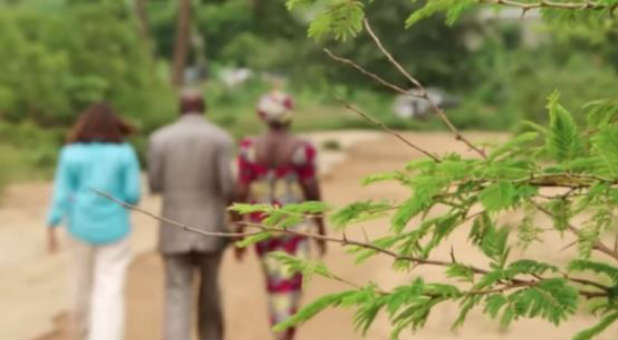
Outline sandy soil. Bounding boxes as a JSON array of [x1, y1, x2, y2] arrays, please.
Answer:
[[0, 131, 615, 340]]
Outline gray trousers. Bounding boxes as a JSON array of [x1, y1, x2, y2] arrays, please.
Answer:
[[163, 251, 224, 340]]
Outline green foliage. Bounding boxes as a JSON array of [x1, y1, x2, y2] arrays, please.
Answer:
[[591, 126, 618, 178], [546, 91, 585, 162], [330, 200, 393, 229], [572, 311, 618, 340], [405, 0, 475, 27], [568, 260, 618, 283], [271, 290, 359, 332], [229, 92, 618, 339], [493, 278, 579, 326]]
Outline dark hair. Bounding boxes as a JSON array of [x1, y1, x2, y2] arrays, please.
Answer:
[[179, 90, 206, 114], [67, 102, 135, 144], [268, 120, 291, 131]]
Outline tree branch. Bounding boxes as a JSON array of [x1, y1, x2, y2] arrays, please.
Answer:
[[93, 189, 482, 271], [482, 0, 610, 11], [324, 48, 409, 95], [530, 199, 618, 261], [341, 102, 441, 161], [94, 189, 612, 300], [362, 18, 487, 159]]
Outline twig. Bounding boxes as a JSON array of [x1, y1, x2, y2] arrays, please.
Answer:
[[94, 189, 611, 300], [94, 189, 257, 238], [466, 279, 607, 299], [342, 102, 441, 161], [361, 18, 487, 159], [530, 199, 617, 261], [324, 48, 408, 95], [482, 0, 609, 11], [565, 275, 611, 291], [92, 188, 481, 271]]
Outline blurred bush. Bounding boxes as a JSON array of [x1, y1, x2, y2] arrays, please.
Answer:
[[0, 0, 614, 191]]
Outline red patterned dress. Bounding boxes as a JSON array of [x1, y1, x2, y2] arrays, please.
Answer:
[[237, 136, 317, 337]]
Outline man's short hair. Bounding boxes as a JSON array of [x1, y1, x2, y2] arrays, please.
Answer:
[[180, 89, 206, 114]]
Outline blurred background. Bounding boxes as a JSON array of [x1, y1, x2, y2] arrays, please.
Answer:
[[0, 0, 615, 339], [0, 0, 616, 187]]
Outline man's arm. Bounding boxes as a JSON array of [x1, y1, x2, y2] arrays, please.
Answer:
[[217, 136, 236, 204], [147, 136, 164, 194]]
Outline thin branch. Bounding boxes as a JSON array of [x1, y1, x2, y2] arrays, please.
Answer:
[[94, 189, 256, 239], [324, 48, 408, 95], [564, 275, 611, 291], [466, 279, 607, 299], [93, 188, 479, 271], [95, 189, 611, 300], [530, 199, 617, 261], [342, 102, 441, 161], [482, 0, 610, 11], [361, 18, 487, 159]]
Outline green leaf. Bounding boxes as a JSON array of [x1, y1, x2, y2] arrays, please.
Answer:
[[405, 158, 437, 172], [272, 290, 358, 332], [479, 182, 536, 211], [452, 295, 482, 329], [505, 259, 558, 277], [281, 201, 330, 214], [235, 232, 272, 248], [308, 0, 365, 41], [549, 199, 570, 232], [489, 132, 539, 161], [568, 259, 618, 283], [584, 98, 618, 129], [285, 0, 317, 10], [229, 203, 273, 214], [421, 213, 462, 258], [330, 200, 393, 229], [496, 278, 578, 327], [572, 311, 618, 340], [362, 171, 408, 186], [349, 234, 401, 264], [545, 91, 584, 162], [446, 263, 475, 283], [591, 125, 618, 178], [517, 204, 543, 249], [391, 177, 444, 232], [480, 224, 510, 264], [479, 182, 516, 211], [405, 0, 475, 27], [484, 294, 508, 318]]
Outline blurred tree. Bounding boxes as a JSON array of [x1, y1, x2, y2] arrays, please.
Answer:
[[171, 0, 191, 86]]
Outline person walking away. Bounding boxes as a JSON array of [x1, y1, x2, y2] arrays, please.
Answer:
[[46, 102, 141, 339], [148, 89, 235, 340], [233, 90, 327, 340]]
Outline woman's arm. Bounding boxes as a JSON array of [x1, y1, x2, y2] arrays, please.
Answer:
[[46, 148, 73, 254], [296, 143, 327, 256], [123, 146, 141, 205], [46, 148, 73, 227]]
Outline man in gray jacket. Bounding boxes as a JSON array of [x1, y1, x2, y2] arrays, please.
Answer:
[[148, 89, 234, 340]]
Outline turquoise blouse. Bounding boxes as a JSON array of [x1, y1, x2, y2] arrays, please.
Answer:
[[46, 142, 141, 244]]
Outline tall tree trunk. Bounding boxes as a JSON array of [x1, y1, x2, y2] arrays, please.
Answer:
[[171, 0, 191, 87], [134, 0, 152, 53]]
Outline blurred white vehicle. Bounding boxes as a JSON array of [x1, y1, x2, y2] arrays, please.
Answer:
[[393, 87, 458, 119]]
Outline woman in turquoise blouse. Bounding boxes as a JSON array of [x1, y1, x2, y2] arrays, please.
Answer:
[[46, 102, 141, 339]]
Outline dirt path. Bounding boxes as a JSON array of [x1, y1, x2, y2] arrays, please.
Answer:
[[1, 131, 614, 339]]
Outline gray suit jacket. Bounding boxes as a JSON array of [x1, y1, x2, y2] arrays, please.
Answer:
[[148, 114, 235, 254]]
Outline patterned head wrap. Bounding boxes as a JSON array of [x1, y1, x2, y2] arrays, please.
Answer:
[[256, 90, 294, 124]]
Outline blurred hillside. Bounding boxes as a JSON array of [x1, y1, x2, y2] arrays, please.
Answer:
[[0, 0, 615, 189]]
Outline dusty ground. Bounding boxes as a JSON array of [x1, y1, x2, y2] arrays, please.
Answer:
[[0, 131, 615, 340]]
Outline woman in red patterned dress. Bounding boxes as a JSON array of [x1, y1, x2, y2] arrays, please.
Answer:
[[233, 90, 326, 340]]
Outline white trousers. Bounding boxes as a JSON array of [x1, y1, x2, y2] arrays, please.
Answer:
[[69, 237, 131, 340]]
